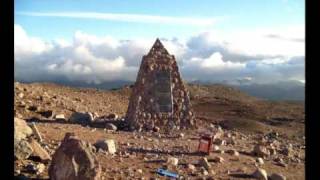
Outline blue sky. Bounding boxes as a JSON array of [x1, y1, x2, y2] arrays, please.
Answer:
[[14, 0, 305, 85], [15, 0, 304, 41]]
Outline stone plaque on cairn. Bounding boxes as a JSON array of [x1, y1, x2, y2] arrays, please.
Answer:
[[125, 38, 195, 131]]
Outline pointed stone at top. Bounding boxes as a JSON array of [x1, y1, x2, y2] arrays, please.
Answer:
[[153, 38, 163, 48], [148, 38, 169, 56]]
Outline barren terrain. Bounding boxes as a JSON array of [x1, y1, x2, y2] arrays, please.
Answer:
[[14, 82, 305, 180]]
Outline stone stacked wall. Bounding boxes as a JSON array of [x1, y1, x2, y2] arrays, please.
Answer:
[[126, 39, 195, 131]]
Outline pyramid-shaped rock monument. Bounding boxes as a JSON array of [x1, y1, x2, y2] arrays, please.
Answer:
[[125, 38, 195, 131]]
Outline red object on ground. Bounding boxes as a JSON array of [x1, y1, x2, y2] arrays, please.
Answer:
[[198, 134, 213, 154]]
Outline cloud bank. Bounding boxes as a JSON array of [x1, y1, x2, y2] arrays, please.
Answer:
[[14, 24, 305, 85]]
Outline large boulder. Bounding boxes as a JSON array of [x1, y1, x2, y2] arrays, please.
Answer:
[[14, 118, 33, 143], [14, 139, 33, 160], [49, 133, 101, 180], [69, 112, 94, 124]]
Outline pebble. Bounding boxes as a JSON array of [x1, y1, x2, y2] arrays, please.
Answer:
[[256, 158, 264, 165]]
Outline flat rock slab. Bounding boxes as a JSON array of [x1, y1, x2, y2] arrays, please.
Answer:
[[49, 133, 101, 180], [29, 139, 51, 162]]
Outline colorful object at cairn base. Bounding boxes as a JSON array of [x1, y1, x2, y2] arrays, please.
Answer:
[[198, 134, 213, 155]]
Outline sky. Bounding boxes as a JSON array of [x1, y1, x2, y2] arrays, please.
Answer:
[[14, 0, 305, 85]]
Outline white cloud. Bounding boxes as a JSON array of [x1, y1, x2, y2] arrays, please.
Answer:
[[190, 52, 245, 70], [17, 11, 219, 26], [14, 24, 305, 85], [14, 24, 52, 57]]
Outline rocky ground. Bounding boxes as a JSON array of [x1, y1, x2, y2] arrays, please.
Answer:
[[14, 82, 305, 180]]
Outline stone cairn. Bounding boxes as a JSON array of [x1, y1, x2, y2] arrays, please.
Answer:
[[125, 38, 195, 131]]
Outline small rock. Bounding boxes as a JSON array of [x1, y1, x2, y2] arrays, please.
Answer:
[[18, 92, 24, 98], [105, 123, 117, 131], [167, 157, 179, 166], [213, 156, 224, 163], [54, 114, 66, 121], [153, 126, 160, 132], [107, 113, 118, 119], [200, 167, 208, 175], [225, 132, 232, 138], [136, 169, 143, 174], [187, 164, 196, 171], [212, 145, 220, 152], [36, 163, 46, 174], [213, 138, 226, 146], [226, 138, 236, 145], [94, 139, 117, 154], [274, 157, 284, 163], [69, 112, 94, 124], [209, 169, 216, 175], [253, 145, 270, 157], [227, 149, 239, 156], [269, 148, 277, 155], [14, 139, 33, 160], [179, 133, 184, 138], [199, 157, 211, 170], [270, 173, 286, 180], [256, 158, 264, 165], [252, 168, 268, 180], [216, 149, 224, 154], [14, 169, 20, 175]]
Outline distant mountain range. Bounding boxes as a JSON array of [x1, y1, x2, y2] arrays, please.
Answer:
[[189, 80, 305, 101], [232, 81, 305, 101], [17, 78, 304, 101]]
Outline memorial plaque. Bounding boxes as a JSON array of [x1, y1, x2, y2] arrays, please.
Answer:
[[155, 71, 172, 113]]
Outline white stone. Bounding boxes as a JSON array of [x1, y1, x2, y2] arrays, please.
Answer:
[[94, 139, 117, 154], [256, 158, 264, 165], [167, 157, 179, 166], [54, 114, 66, 121], [105, 123, 117, 131], [212, 145, 220, 152], [36, 163, 46, 174]]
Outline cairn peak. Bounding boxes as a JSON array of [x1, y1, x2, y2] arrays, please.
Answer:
[[148, 38, 169, 56]]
